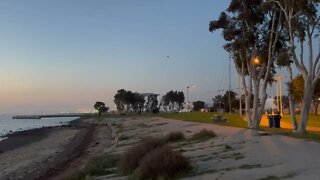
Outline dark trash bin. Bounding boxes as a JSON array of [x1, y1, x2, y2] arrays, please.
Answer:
[[267, 115, 274, 128], [267, 115, 281, 128], [273, 115, 281, 128]]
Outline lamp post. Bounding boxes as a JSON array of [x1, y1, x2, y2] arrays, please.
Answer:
[[187, 85, 195, 112], [275, 75, 285, 116]]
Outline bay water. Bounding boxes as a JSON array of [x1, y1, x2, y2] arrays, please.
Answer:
[[0, 115, 79, 140]]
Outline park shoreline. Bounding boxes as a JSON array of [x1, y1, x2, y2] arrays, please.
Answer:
[[0, 117, 113, 180]]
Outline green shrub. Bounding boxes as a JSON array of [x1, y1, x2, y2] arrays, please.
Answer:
[[117, 137, 167, 174], [67, 154, 119, 180], [134, 145, 191, 180]]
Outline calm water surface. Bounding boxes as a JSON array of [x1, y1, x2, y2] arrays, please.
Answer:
[[0, 115, 78, 140]]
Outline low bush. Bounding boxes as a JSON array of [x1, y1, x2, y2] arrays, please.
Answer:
[[117, 137, 166, 174], [165, 132, 185, 142], [134, 145, 191, 180], [192, 129, 216, 141], [67, 153, 119, 180]]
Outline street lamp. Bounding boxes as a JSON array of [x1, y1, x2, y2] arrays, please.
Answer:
[[253, 57, 260, 65], [187, 85, 196, 112]]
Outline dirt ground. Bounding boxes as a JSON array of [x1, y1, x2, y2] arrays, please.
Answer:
[[2, 116, 320, 180], [97, 116, 320, 180]]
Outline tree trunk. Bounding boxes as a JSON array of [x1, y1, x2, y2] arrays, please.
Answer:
[[288, 97, 298, 130], [98, 111, 101, 117], [252, 80, 260, 129], [287, 66, 298, 130], [243, 76, 252, 128], [296, 76, 314, 133], [256, 82, 268, 128]]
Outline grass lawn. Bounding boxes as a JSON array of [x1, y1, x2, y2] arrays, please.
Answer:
[[82, 112, 320, 141], [159, 112, 247, 128], [159, 112, 320, 141], [279, 114, 320, 128]]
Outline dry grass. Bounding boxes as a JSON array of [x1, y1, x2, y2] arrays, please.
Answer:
[[165, 131, 185, 142], [192, 129, 216, 141], [117, 132, 191, 179], [117, 137, 167, 174], [67, 153, 119, 180], [133, 145, 191, 179]]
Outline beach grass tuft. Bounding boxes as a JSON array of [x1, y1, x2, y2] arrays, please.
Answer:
[[165, 131, 185, 142], [117, 137, 167, 174], [191, 129, 216, 142], [132, 145, 191, 180], [67, 153, 120, 180]]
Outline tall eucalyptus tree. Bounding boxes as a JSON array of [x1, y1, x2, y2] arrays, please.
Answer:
[[209, 0, 285, 128]]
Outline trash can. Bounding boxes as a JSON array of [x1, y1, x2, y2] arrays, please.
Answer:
[[267, 115, 281, 128], [267, 115, 274, 128], [273, 115, 281, 128]]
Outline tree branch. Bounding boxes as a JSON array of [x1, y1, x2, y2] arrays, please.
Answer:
[[299, 41, 307, 72], [313, 46, 320, 76]]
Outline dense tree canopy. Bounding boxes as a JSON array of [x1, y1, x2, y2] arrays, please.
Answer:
[[94, 101, 109, 117], [160, 91, 185, 113], [114, 89, 145, 113], [209, 0, 285, 128], [192, 101, 205, 111]]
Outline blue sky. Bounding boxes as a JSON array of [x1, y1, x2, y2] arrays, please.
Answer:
[[0, 0, 253, 113]]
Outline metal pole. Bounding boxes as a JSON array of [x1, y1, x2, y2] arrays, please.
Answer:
[[228, 56, 232, 114], [275, 75, 285, 116], [239, 75, 242, 116], [187, 86, 189, 112], [276, 81, 279, 114], [280, 77, 283, 116]]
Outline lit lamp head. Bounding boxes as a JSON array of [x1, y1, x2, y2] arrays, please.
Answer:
[[253, 57, 260, 65]]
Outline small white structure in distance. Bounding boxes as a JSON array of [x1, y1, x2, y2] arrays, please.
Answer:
[[265, 97, 279, 114]]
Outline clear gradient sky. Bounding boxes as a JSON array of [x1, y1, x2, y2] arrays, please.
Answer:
[[0, 0, 249, 114]]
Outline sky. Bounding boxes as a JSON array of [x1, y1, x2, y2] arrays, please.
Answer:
[[0, 0, 283, 114]]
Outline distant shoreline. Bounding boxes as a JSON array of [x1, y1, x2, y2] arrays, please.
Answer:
[[12, 113, 85, 119], [0, 116, 80, 140]]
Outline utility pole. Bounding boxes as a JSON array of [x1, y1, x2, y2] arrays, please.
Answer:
[[186, 85, 195, 112]]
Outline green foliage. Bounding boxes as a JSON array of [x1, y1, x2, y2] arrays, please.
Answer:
[[145, 94, 159, 113], [94, 101, 109, 117], [67, 154, 119, 180], [160, 90, 185, 113], [288, 74, 304, 103], [209, 0, 284, 79], [114, 89, 145, 113], [192, 101, 205, 111], [223, 90, 239, 112]]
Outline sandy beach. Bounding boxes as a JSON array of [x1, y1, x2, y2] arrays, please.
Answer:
[[1, 116, 320, 180], [0, 118, 113, 180]]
